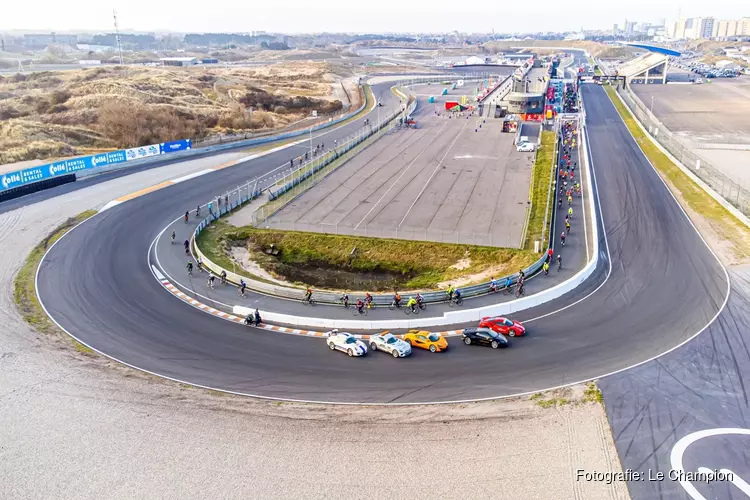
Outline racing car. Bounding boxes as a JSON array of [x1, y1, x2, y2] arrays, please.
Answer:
[[326, 330, 368, 357], [402, 330, 448, 353], [369, 332, 412, 358], [461, 327, 509, 349], [478, 316, 526, 337]]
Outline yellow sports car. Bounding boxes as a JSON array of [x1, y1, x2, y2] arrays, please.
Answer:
[[402, 330, 448, 353]]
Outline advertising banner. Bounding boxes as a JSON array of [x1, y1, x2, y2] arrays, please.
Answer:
[[159, 139, 192, 154], [125, 144, 160, 161]]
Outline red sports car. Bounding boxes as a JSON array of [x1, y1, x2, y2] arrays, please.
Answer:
[[478, 316, 526, 337]]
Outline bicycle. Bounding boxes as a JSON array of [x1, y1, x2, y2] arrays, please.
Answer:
[[448, 295, 463, 307], [516, 286, 525, 298], [404, 304, 420, 315], [170, 232, 175, 244], [388, 300, 402, 311], [352, 306, 368, 316], [339, 297, 350, 308], [303, 296, 316, 306]]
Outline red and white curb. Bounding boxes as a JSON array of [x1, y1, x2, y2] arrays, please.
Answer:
[[152, 266, 462, 340]]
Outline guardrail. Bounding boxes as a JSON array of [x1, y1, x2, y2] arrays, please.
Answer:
[[190, 81, 571, 307], [231, 113, 600, 328]]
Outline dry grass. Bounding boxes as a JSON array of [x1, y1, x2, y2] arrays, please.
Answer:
[[0, 62, 354, 164]]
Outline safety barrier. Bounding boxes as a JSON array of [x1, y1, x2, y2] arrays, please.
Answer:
[[230, 109, 600, 328], [191, 82, 578, 308]]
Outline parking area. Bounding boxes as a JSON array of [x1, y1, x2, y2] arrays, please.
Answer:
[[266, 99, 535, 248], [633, 78, 750, 143]]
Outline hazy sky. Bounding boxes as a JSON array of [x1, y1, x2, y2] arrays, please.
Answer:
[[1, 0, 746, 34]]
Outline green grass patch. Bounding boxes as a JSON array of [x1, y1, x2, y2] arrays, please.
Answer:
[[583, 382, 603, 405], [604, 86, 750, 260], [14, 210, 98, 353], [523, 130, 556, 250], [535, 397, 570, 408], [198, 221, 537, 291]]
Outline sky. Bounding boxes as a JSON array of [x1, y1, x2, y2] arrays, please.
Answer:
[[1, 0, 747, 34]]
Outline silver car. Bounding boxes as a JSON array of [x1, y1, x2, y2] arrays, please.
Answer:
[[369, 332, 412, 358]]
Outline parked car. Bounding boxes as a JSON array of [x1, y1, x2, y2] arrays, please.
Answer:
[[517, 142, 535, 153], [461, 327, 509, 349]]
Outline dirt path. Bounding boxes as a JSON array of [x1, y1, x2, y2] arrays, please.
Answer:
[[0, 161, 628, 500]]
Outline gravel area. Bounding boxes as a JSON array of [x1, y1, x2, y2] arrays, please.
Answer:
[[0, 154, 628, 500]]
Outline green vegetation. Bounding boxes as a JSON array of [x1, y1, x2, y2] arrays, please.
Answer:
[[198, 221, 537, 290], [583, 382, 603, 405], [604, 86, 750, 260], [523, 130, 556, 250], [14, 210, 97, 354], [530, 392, 570, 408]]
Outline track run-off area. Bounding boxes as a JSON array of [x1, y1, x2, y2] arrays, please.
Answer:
[[35, 82, 728, 404]]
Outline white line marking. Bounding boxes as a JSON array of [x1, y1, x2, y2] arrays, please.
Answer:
[[171, 169, 214, 184], [398, 117, 470, 227], [353, 121, 448, 230], [99, 200, 122, 212]]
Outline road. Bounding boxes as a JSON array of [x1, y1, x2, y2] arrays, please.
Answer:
[[34, 84, 728, 403]]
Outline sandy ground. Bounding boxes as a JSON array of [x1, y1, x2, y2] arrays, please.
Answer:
[[268, 108, 534, 248], [0, 151, 627, 500]]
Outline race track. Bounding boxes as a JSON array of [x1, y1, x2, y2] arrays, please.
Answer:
[[35, 84, 728, 403]]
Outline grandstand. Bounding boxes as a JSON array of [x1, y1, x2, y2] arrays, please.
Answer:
[[615, 44, 681, 85]]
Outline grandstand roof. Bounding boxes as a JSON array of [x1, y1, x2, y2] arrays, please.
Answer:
[[623, 43, 681, 57]]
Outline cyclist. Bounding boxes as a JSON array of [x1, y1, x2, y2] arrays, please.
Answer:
[[558, 197, 562, 209], [543, 261, 550, 275], [504, 276, 513, 293], [364, 292, 373, 308], [186, 261, 193, 276], [304, 288, 313, 303], [565, 220, 571, 233], [406, 296, 418, 313], [220, 270, 227, 285], [392, 291, 402, 308], [355, 299, 365, 314], [452, 289, 462, 304], [557, 254, 562, 271], [184, 239, 190, 255], [196, 205, 200, 217], [239, 280, 247, 298], [207, 274, 215, 289], [196, 257, 203, 272], [490, 277, 498, 293], [568, 207, 574, 219], [170, 230, 175, 244], [561, 231, 566, 246], [340, 293, 349, 308], [415, 293, 424, 307], [184, 211, 189, 223], [516, 281, 525, 297], [446, 284, 455, 300]]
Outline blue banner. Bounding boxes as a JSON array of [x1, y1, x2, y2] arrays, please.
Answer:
[[160, 139, 191, 154]]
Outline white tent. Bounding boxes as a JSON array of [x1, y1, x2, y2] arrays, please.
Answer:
[[465, 56, 484, 65]]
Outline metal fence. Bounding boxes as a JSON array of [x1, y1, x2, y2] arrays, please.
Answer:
[[617, 85, 750, 216]]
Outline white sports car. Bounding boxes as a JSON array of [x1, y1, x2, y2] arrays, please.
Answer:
[[369, 332, 412, 358], [327, 330, 368, 357]]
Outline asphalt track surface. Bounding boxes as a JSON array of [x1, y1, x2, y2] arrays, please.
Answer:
[[37, 84, 728, 403], [267, 90, 534, 248]]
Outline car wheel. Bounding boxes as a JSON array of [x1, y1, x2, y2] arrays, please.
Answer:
[[429, 345, 437, 353], [370, 343, 377, 351], [491, 341, 499, 349], [463, 337, 471, 345], [406, 338, 413, 345], [348, 349, 353, 356], [392, 350, 399, 358], [328, 342, 335, 350], [509, 330, 516, 337]]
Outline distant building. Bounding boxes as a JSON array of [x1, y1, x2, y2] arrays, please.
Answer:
[[613, 24, 619, 35], [159, 57, 197, 67], [24, 33, 78, 48]]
